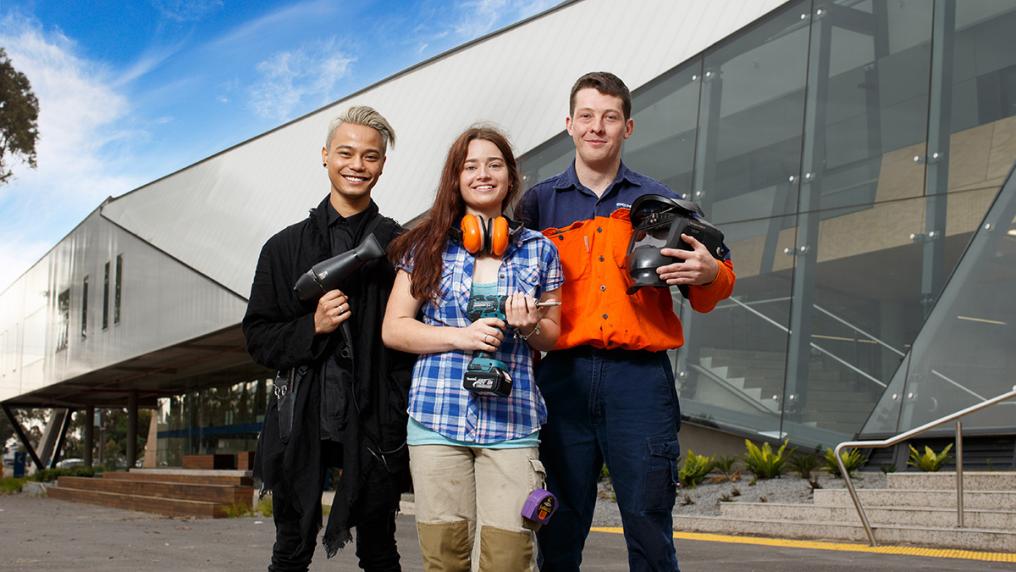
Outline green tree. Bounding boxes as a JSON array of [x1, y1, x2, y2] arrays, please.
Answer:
[[0, 47, 40, 184]]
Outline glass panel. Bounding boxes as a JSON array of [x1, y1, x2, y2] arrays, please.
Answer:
[[785, 0, 935, 446], [938, 1, 1016, 198], [81, 276, 88, 339], [863, 0, 1016, 435], [519, 133, 573, 194], [114, 254, 123, 325], [675, 213, 797, 441], [816, 0, 933, 209], [786, 190, 988, 444], [866, 178, 1015, 434], [102, 261, 110, 330], [699, 0, 811, 224], [56, 289, 70, 352], [623, 61, 702, 195]]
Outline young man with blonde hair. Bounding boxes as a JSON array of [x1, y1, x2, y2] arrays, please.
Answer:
[[245, 105, 414, 571]]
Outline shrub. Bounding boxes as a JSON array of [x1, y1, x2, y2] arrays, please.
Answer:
[[823, 447, 865, 478], [32, 466, 98, 483], [743, 439, 790, 479], [222, 502, 253, 518], [0, 477, 27, 495], [707, 456, 740, 484], [908, 444, 953, 472], [678, 450, 714, 488], [713, 456, 737, 477], [788, 453, 820, 479]]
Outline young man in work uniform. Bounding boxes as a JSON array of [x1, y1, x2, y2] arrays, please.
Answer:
[[518, 72, 735, 571]]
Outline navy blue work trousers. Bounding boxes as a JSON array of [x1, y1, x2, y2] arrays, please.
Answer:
[[536, 347, 681, 572]]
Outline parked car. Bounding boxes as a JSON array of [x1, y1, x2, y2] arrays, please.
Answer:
[[55, 458, 85, 469]]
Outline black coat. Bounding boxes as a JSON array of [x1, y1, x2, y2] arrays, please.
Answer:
[[243, 196, 414, 557]]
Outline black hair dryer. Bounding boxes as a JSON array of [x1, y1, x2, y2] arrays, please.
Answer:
[[293, 234, 385, 303]]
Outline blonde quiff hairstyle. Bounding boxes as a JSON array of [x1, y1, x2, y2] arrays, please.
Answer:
[[324, 105, 396, 153]]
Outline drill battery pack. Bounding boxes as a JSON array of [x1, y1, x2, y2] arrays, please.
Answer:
[[463, 357, 513, 397]]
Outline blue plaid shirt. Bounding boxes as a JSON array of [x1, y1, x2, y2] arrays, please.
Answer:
[[398, 227, 564, 444]]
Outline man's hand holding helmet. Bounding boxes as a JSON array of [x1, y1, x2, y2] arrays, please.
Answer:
[[657, 235, 719, 286]]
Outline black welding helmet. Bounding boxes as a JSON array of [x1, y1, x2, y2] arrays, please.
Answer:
[[625, 194, 729, 295]]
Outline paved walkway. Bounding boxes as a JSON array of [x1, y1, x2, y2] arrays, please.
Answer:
[[0, 494, 1012, 571]]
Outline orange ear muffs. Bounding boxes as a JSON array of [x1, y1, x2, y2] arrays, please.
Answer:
[[460, 214, 510, 256], [489, 216, 510, 257], [461, 214, 486, 254]]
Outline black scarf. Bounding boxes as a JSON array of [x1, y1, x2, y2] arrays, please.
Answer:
[[245, 196, 413, 558]]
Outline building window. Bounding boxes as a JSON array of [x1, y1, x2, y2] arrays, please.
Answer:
[[56, 289, 70, 352], [114, 254, 123, 325], [81, 275, 89, 339], [102, 261, 110, 330]]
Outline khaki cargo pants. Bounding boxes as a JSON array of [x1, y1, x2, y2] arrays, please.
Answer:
[[409, 444, 545, 572]]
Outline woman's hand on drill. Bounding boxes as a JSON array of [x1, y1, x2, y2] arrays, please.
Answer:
[[457, 317, 505, 352], [505, 292, 539, 333]]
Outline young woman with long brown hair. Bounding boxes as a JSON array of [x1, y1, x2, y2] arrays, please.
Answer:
[[383, 126, 562, 571]]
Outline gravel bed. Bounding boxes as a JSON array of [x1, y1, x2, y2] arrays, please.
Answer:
[[591, 471, 888, 527]]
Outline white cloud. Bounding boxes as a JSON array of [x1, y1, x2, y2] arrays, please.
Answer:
[[0, 238, 54, 296], [150, 0, 223, 23], [453, 0, 558, 38], [210, 0, 332, 49], [453, 0, 510, 37], [247, 37, 355, 121], [0, 15, 144, 290]]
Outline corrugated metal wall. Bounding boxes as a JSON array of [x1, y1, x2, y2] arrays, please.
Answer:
[[0, 211, 248, 402]]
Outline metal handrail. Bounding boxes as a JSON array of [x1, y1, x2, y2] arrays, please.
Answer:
[[812, 304, 906, 357], [726, 297, 887, 388], [835, 387, 1016, 546]]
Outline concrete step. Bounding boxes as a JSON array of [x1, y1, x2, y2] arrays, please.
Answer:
[[815, 488, 1016, 510], [887, 472, 1016, 491], [719, 501, 1016, 529], [675, 514, 1016, 552], [58, 476, 252, 505], [47, 486, 226, 518], [102, 469, 253, 486]]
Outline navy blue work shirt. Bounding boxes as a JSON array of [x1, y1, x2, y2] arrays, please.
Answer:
[[517, 161, 679, 231]]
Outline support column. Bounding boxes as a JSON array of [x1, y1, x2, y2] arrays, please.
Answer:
[[785, 7, 832, 424], [49, 410, 73, 469], [919, 0, 956, 318], [2, 404, 44, 471], [127, 391, 138, 469], [83, 406, 95, 468]]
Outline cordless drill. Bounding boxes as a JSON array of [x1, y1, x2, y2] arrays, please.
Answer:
[[462, 294, 513, 397]]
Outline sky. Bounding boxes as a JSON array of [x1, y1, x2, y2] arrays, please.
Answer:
[[0, 0, 557, 291]]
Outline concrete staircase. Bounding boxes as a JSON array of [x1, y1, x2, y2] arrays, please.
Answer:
[[46, 468, 254, 518], [695, 348, 882, 433], [676, 472, 1016, 552]]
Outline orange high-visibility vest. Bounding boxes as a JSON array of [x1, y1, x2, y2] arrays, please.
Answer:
[[543, 208, 735, 351]]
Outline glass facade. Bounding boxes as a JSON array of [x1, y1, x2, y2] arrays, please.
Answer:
[[520, 0, 1016, 448], [155, 378, 268, 466]]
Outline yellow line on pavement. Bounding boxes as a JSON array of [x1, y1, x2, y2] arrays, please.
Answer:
[[589, 527, 1016, 563]]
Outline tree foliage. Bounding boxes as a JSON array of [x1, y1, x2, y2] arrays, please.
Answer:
[[0, 47, 40, 184]]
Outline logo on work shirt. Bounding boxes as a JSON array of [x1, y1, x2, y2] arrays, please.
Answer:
[[616, 202, 631, 209]]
